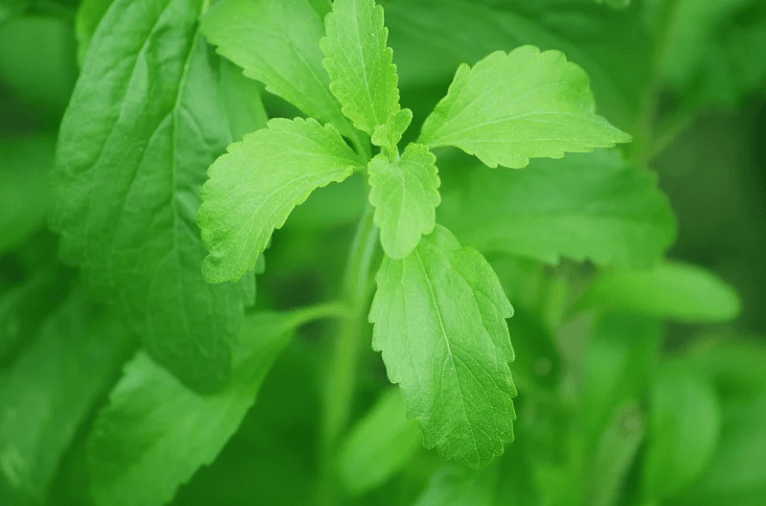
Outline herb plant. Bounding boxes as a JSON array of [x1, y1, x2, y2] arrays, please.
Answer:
[[1, 0, 765, 505]]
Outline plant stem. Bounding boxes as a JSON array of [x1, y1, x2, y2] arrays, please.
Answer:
[[318, 202, 379, 506], [287, 302, 352, 328]]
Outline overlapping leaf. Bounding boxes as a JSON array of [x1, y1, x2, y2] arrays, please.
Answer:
[[418, 46, 631, 169], [370, 225, 516, 468], [321, 0, 402, 140], [438, 149, 676, 268], [198, 117, 364, 283], [201, 0, 358, 143], [88, 311, 306, 506], [367, 143, 441, 258], [51, 0, 253, 393]]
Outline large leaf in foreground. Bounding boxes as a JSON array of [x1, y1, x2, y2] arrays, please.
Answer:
[[51, 0, 253, 393], [199, 117, 363, 283], [370, 225, 516, 468], [88, 311, 308, 506], [0, 290, 134, 504], [418, 46, 631, 169], [201, 0, 357, 142], [321, 0, 401, 138], [439, 150, 676, 268], [367, 143, 441, 259]]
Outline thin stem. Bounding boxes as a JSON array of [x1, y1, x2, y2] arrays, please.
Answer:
[[287, 302, 352, 328], [317, 202, 379, 506]]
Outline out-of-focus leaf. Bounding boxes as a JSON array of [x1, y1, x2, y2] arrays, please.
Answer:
[[0, 135, 55, 255], [506, 310, 560, 390], [219, 57, 268, 141], [672, 394, 766, 506], [338, 388, 421, 496], [0, 288, 135, 504], [579, 261, 741, 323], [413, 441, 540, 506], [438, 149, 676, 269], [687, 335, 766, 400], [643, 360, 721, 500], [386, 0, 651, 130], [0, 16, 77, 110], [581, 312, 662, 445], [88, 310, 309, 506]]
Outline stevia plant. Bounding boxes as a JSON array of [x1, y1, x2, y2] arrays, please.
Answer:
[[2, 0, 763, 505]]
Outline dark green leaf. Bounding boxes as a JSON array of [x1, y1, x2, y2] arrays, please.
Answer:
[[88, 311, 304, 506], [438, 149, 676, 268], [51, 0, 253, 393]]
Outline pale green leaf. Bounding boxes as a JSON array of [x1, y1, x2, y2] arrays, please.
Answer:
[[74, 0, 116, 66], [371, 107, 413, 151], [0, 289, 134, 503], [88, 311, 303, 506], [580, 261, 741, 323], [369, 224, 516, 468], [338, 388, 421, 496], [321, 0, 401, 136], [438, 149, 676, 268], [418, 46, 631, 168], [50, 0, 253, 393], [201, 0, 357, 142], [199, 117, 363, 283], [368, 143, 441, 259], [643, 361, 721, 499]]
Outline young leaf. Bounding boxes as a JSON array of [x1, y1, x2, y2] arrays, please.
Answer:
[[438, 149, 676, 268], [199, 117, 364, 283], [50, 0, 253, 393], [0, 289, 134, 503], [88, 311, 303, 506], [201, 0, 358, 143], [579, 261, 741, 323], [321, 0, 401, 137], [371, 108, 413, 151], [367, 143, 441, 259], [369, 224, 516, 468], [418, 46, 631, 168], [338, 388, 421, 496]]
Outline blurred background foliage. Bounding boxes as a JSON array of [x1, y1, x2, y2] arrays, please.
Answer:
[[1, 0, 765, 505]]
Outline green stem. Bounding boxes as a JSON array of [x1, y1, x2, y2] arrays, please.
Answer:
[[318, 202, 379, 506], [287, 302, 352, 328]]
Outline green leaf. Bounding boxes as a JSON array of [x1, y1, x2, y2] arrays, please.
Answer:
[[581, 312, 662, 446], [368, 143, 441, 259], [201, 0, 358, 143], [673, 394, 766, 506], [321, 0, 401, 136], [0, 289, 134, 503], [418, 46, 631, 168], [371, 107, 413, 151], [369, 224, 516, 468], [385, 0, 651, 131], [198, 117, 363, 283], [74, 0, 116, 66], [338, 388, 421, 496], [579, 261, 741, 323], [219, 57, 268, 141], [413, 443, 540, 506], [50, 0, 253, 393], [643, 360, 721, 499], [438, 149, 676, 268], [88, 311, 302, 506], [0, 135, 54, 255]]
